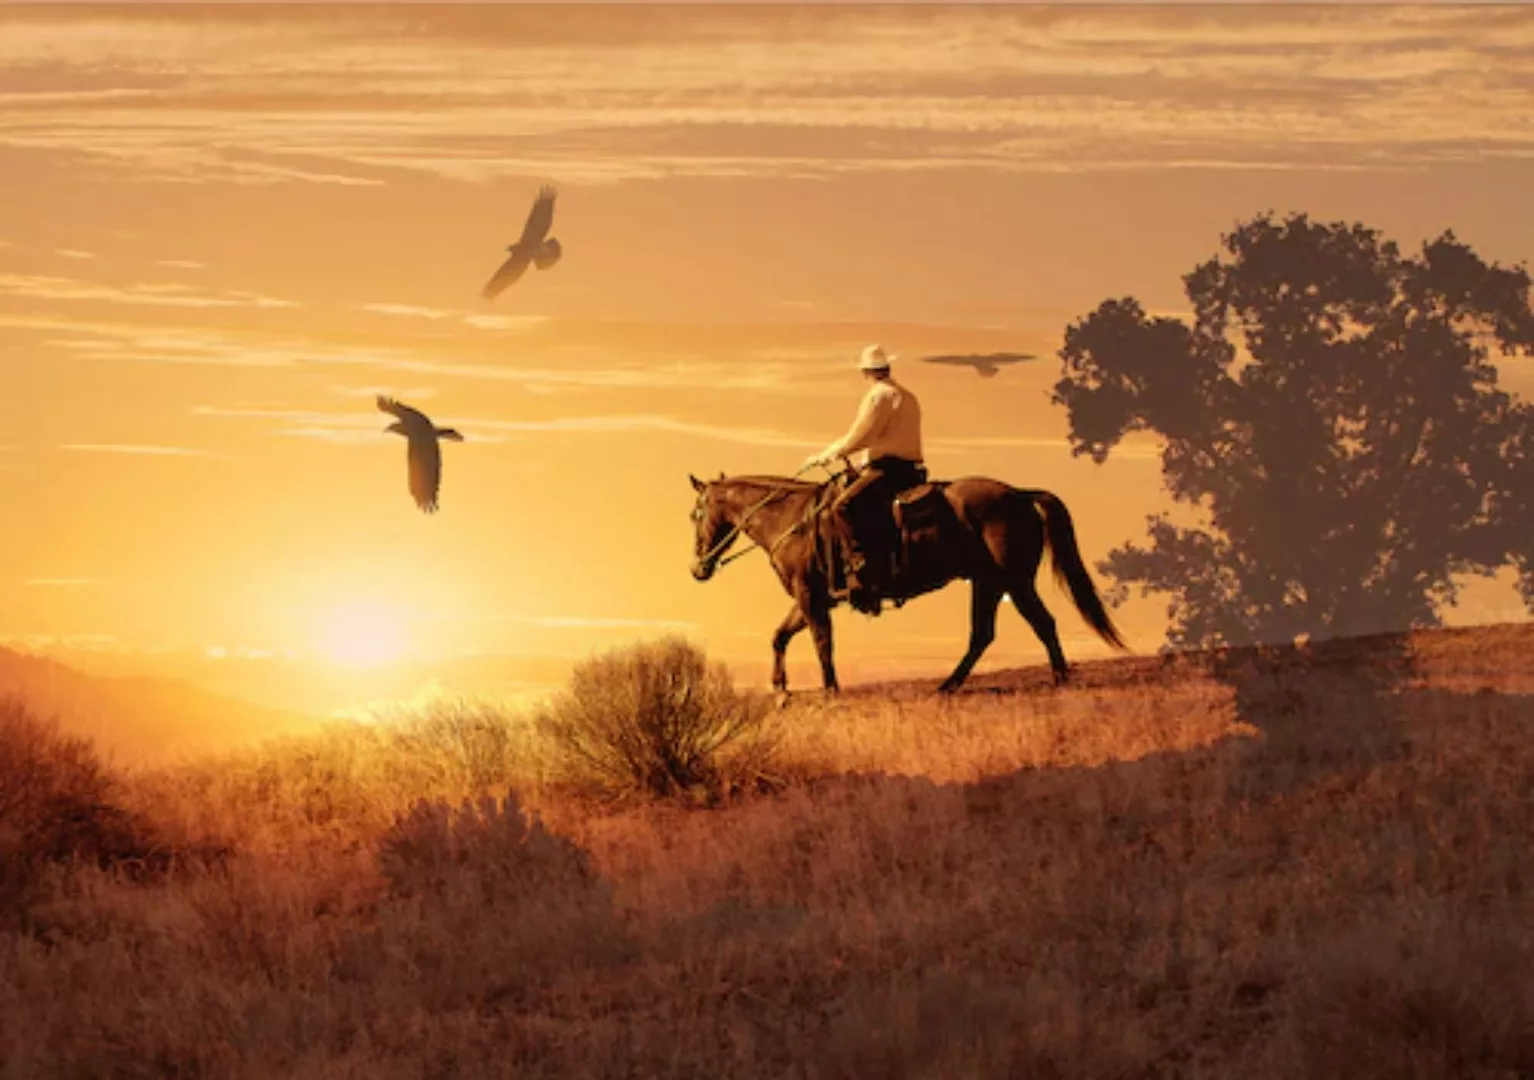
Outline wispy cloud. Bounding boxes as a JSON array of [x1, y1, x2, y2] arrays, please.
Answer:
[[361, 302, 549, 333], [430, 612, 698, 632], [24, 577, 98, 587], [932, 435, 1163, 460], [359, 303, 459, 321], [330, 384, 438, 401], [14, 315, 821, 393], [59, 442, 210, 456], [0, 274, 298, 311], [191, 404, 820, 450], [0, 632, 121, 652], [154, 258, 205, 270], [53, 248, 97, 260], [0, 7, 1528, 184]]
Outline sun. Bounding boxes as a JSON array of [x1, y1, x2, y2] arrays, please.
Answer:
[[316, 599, 411, 669]]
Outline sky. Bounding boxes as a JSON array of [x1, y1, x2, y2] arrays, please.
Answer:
[[2, 3, 1532, 713]]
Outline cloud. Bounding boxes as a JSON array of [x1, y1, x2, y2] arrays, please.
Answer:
[[359, 303, 458, 321], [24, 577, 98, 587], [15, 315, 821, 393], [0, 274, 298, 311], [0, 7, 1529, 184], [330, 384, 438, 401], [154, 258, 205, 270], [191, 402, 1168, 458], [59, 442, 210, 456], [430, 612, 699, 632], [0, 633, 120, 652], [192, 404, 819, 449], [932, 434, 1164, 460], [361, 302, 549, 333], [53, 248, 97, 260]]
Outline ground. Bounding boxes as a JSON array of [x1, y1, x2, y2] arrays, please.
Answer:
[[1, 622, 1531, 1078]]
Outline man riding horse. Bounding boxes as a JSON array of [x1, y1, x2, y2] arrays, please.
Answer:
[[800, 344, 926, 616], [687, 343, 1128, 693]]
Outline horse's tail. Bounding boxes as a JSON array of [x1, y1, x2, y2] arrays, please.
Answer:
[[1022, 489, 1128, 651]]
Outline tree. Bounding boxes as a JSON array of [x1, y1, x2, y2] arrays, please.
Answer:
[[1051, 212, 1534, 651]]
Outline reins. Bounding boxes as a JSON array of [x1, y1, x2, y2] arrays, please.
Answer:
[[701, 467, 836, 571]]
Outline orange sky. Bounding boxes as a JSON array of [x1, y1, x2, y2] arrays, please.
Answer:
[[3, 4, 1532, 712]]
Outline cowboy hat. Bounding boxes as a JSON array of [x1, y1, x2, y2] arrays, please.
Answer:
[[858, 344, 893, 372]]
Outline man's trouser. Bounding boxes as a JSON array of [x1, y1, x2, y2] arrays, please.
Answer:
[[831, 456, 927, 586]]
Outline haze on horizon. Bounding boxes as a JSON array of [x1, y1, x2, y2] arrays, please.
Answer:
[[3, 3, 1532, 714]]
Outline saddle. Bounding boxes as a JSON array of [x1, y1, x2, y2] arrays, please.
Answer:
[[818, 475, 952, 609], [888, 482, 950, 603]]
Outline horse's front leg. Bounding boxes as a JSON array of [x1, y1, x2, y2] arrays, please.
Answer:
[[771, 604, 809, 698]]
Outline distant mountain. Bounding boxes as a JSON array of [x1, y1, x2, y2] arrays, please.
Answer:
[[0, 647, 318, 767]]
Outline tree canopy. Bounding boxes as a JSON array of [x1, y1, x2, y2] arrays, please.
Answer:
[[1052, 212, 1534, 649]]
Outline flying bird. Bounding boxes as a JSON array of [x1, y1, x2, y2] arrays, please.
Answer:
[[377, 396, 464, 514], [481, 184, 562, 300], [920, 352, 1037, 378]]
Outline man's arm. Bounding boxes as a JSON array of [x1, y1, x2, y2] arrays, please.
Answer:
[[811, 388, 889, 465]]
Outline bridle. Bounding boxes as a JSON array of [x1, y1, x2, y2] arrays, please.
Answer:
[[694, 462, 847, 572]]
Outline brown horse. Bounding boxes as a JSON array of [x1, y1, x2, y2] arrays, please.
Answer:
[[688, 467, 1128, 695]]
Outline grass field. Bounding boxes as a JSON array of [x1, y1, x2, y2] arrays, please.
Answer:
[[3, 623, 1532, 1078]]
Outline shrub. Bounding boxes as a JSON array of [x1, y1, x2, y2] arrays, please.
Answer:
[[0, 698, 157, 926], [537, 636, 774, 798], [377, 788, 600, 902], [373, 788, 628, 1002], [376, 695, 547, 794]]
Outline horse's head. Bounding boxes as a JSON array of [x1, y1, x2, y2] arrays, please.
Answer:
[[688, 472, 733, 581]]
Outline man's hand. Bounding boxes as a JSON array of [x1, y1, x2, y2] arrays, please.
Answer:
[[800, 453, 825, 473]]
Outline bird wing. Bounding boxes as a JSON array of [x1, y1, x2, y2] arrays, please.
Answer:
[[516, 185, 557, 246], [377, 395, 433, 433], [405, 435, 443, 514], [481, 250, 531, 300]]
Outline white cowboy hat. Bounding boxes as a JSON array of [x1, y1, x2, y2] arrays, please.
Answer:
[[858, 344, 893, 372]]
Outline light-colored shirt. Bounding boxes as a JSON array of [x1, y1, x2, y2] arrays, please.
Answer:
[[820, 377, 924, 465]]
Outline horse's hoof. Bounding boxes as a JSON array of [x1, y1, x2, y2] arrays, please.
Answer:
[[774, 690, 792, 710]]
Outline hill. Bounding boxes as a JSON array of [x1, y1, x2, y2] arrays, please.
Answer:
[[0, 647, 318, 766], [0, 620, 1530, 1077]]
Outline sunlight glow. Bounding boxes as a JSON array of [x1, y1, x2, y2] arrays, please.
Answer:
[[316, 600, 411, 669]]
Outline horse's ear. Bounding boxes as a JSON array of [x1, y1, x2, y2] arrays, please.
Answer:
[[689, 473, 705, 492], [717, 471, 725, 480]]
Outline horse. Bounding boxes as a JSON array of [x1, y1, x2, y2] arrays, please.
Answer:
[[687, 465, 1129, 695]]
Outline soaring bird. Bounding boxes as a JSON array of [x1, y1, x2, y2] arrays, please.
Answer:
[[377, 396, 464, 514], [919, 352, 1037, 378], [481, 184, 562, 300]]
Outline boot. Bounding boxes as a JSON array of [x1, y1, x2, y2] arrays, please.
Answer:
[[845, 551, 883, 616]]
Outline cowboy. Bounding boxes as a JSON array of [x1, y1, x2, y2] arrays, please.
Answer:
[[801, 344, 926, 614]]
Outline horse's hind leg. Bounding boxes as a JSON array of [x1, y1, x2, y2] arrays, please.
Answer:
[[808, 603, 839, 694], [1009, 580, 1069, 685], [771, 604, 809, 696], [938, 580, 1003, 694]]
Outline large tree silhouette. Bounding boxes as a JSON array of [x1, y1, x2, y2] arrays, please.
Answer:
[[1052, 212, 1534, 650]]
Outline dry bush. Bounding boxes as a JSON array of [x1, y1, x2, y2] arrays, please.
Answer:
[[371, 788, 630, 1009], [537, 636, 775, 798], [370, 694, 553, 795], [378, 787, 601, 903], [132, 697, 550, 856], [0, 698, 158, 927]]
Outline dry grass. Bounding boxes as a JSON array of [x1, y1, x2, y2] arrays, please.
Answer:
[[2, 624, 1532, 1078]]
